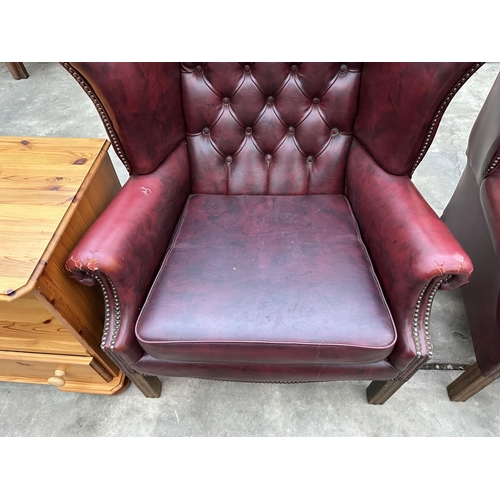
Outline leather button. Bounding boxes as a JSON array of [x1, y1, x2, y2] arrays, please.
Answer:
[[267, 96, 274, 104], [244, 65, 251, 73], [222, 97, 230, 104], [313, 98, 320, 105], [331, 127, 339, 135], [226, 156, 233, 163], [245, 127, 252, 134], [265, 154, 272, 162], [288, 126, 295, 133], [291, 65, 298, 72], [195, 65, 203, 73], [307, 155, 314, 163], [340, 64, 348, 73], [202, 127, 210, 135]]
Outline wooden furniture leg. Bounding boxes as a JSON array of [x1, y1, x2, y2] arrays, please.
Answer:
[[128, 374, 162, 398], [447, 362, 497, 401], [5, 63, 29, 80], [366, 380, 406, 404]]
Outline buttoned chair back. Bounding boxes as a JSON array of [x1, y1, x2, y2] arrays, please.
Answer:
[[62, 62, 479, 403]]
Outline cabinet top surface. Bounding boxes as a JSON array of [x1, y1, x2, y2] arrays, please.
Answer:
[[0, 137, 109, 300]]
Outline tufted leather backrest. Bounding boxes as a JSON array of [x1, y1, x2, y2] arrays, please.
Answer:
[[64, 62, 481, 184], [181, 63, 362, 195]]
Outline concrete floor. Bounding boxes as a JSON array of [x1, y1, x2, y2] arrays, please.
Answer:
[[0, 62, 499, 436]]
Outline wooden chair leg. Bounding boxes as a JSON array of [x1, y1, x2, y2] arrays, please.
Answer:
[[5, 63, 29, 80], [128, 373, 162, 398], [366, 380, 406, 404], [447, 362, 496, 402]]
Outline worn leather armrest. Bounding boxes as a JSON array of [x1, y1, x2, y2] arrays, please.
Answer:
[[346, 140, 473, 370], [65, 142, 190, 367]]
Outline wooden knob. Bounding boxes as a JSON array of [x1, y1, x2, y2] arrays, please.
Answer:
[[47, 369, 66, 387]]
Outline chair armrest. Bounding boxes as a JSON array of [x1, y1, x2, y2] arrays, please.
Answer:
[[346, 140, 473, 370], [65, 142, 190, 367]]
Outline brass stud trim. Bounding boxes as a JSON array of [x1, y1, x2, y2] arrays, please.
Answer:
[[484, 154, 500, 177], [411, 278, 445, 359], [62, 63, 131, 174], [410, 63, 481, 175]]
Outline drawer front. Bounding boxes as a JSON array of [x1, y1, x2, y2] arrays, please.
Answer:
[[0, 319, 88, 356], [0, 351, 109, 385], [0, 293, 87, 356]]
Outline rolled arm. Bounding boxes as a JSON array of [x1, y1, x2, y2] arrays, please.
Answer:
[[346, 140, 473, 371], [65, 142, 190, 367]]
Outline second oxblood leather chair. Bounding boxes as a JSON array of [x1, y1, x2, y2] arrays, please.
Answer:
[[62, 62, 477, 403], [442, 71, 500, 402]]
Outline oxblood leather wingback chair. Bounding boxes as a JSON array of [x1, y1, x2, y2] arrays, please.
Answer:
[[62, 62, 477, 403], [443, 70, 500, 402]]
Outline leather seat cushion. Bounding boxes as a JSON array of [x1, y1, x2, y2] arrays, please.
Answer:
[[136, 194, 397, 365]]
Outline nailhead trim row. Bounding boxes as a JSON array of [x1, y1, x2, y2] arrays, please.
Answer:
[[134, 365, 471, 385], [92, 272, 134, 373], [62, 63, 131, 174], [410, 63, 482, 175], [484, 153, 500, 177], [107, 277, 121, 351], [412, 278, 446, 358], [95, 275, 110, 346], [395, 355, 425, 382], [130, 375, 324, 384], [484, 358, 500, 378], [396, 273, 448, 383]]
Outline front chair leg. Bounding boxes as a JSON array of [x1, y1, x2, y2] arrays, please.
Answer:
[[447, 362, 496, 402], [5, 62, 29, 80], [366, 380, 406, 404], [128, 374, 162, 398]]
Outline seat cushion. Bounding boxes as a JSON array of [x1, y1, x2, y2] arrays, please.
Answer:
[[136, 194, 397, 365]]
